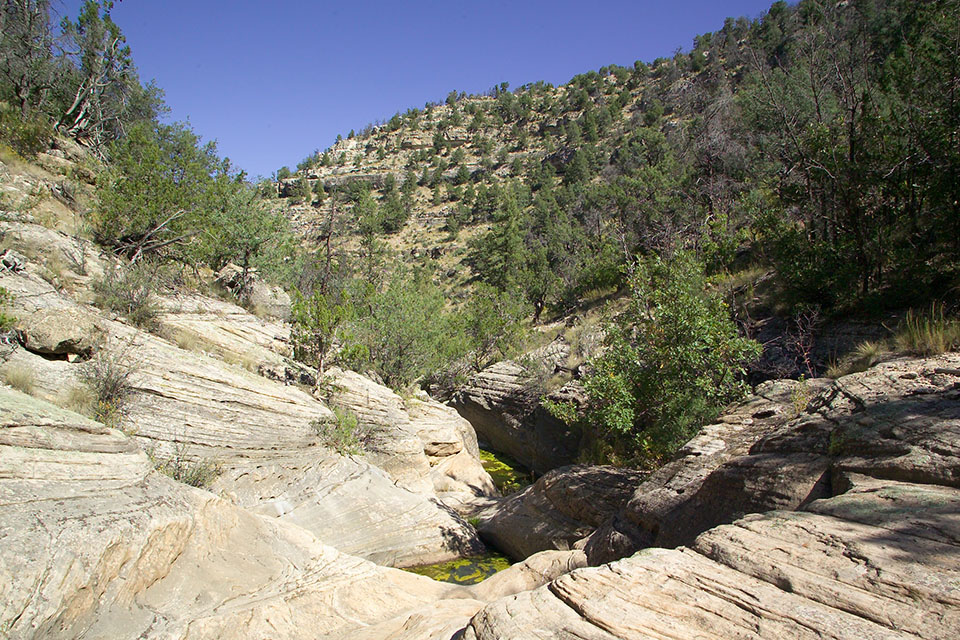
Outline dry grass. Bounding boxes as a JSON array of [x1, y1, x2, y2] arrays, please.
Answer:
[[60, 384, 94, 415], [2, 365, 35, 395], [894, 304, 960, 356], [826, 340, 888, 378]]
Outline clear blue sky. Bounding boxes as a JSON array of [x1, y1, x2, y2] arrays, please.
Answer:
[[59, 0, 776, 179]]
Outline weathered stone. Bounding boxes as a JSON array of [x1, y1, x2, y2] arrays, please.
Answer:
[[477, 465, 646, 560], [451, 357, 581, 474], [15, 306, 103, 357], [463, 480, 960, 639], [327, 367, 435, 493], [0, 387, 466, 639], [586, 354, 960, 565], [0, 272, 484, 568], [583, 377, 832, 563]]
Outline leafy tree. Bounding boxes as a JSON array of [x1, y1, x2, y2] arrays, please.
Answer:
[[291, 288, 354, 375], [464, 284, 530, 371], [93, 121, 276, 270], [560, 253, 759, 463], [344, 270, 465, 389]]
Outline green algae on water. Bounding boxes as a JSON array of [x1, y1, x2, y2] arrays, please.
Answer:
[[479, 448, 532, 494], [405, 552, 512, 585]]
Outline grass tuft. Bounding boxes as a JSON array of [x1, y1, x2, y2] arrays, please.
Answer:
[[894, 304, 960, 356]]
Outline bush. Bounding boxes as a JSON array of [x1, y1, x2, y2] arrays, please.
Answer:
[[0, 286, 15, 332], [0, 102, 51, 157], [92, 262, 159, 329], [343, 271, 468, 389], [895, 304, 960, 356], [553, 252, 760, 464], [149, 444, 221, 488], [77, 347, 138, 428], [312, 408, 371, 455]]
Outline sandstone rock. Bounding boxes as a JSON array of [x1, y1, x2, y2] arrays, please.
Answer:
[[477, 465, 646, 560], [214, 263, 291, 320], [451, 357, 580, 474], [246, 279, 291, 320], [327, 367, 434, 493], [464, 479, 960, 639], [15, 306, 103, 357], [585, 354, 960, 565], [406, 392, 498, 504], [0, 387, 464, 639], [0, 221, 108, 283], [213, 452, 484, 567], [0, 272, 483, 568], [583, 377, 832, 563]]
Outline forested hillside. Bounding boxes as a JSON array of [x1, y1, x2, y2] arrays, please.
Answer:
[[277, 0, 958, 314]]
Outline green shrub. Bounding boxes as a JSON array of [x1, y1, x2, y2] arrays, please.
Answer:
[[77, 347, 138, 429], [312, 408, 370, 455], [0, 102, 51, 157], [150, 445, 221, 488], [0, 286, 15, 332], [552, 252, 760, 464], [92, 262, 159, 329]]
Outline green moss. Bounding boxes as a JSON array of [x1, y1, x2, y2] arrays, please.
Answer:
[[479, 448, 532, 494], [405, 552, 512, 585]]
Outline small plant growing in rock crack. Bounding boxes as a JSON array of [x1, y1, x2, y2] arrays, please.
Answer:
[[77, 346, 138, 429], [789, 376, 811, 418], [311, 407, 371, 455], [148, 444, 221, 488]]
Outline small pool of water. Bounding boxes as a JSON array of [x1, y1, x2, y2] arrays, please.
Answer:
[[479, 448, 533, 494], [404, 552, 512, 585]]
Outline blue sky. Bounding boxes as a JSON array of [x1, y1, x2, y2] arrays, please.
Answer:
[[59, 1, 777, 179]]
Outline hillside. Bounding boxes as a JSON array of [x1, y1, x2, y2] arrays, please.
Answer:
[[271, 0, 960, 324]]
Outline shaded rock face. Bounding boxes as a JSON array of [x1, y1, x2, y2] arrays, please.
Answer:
[[461, 354, 960, 640], [451, 359, 581, 474], [477, 465, 646, 561]]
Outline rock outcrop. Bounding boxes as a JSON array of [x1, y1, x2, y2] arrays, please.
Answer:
[[462, 476, 960, 639], [451, 350, 583, 474], [476, 465, 646, 560], [0, 386, 585, 638], [584, 355, 960, 563], [0, 387, 451, 638], [0, 248, 483, 568]]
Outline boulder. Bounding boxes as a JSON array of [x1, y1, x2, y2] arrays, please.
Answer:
[[15, 306, 103, 357], [477, 465, 646, 560], [214, 262, 291, 320]]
